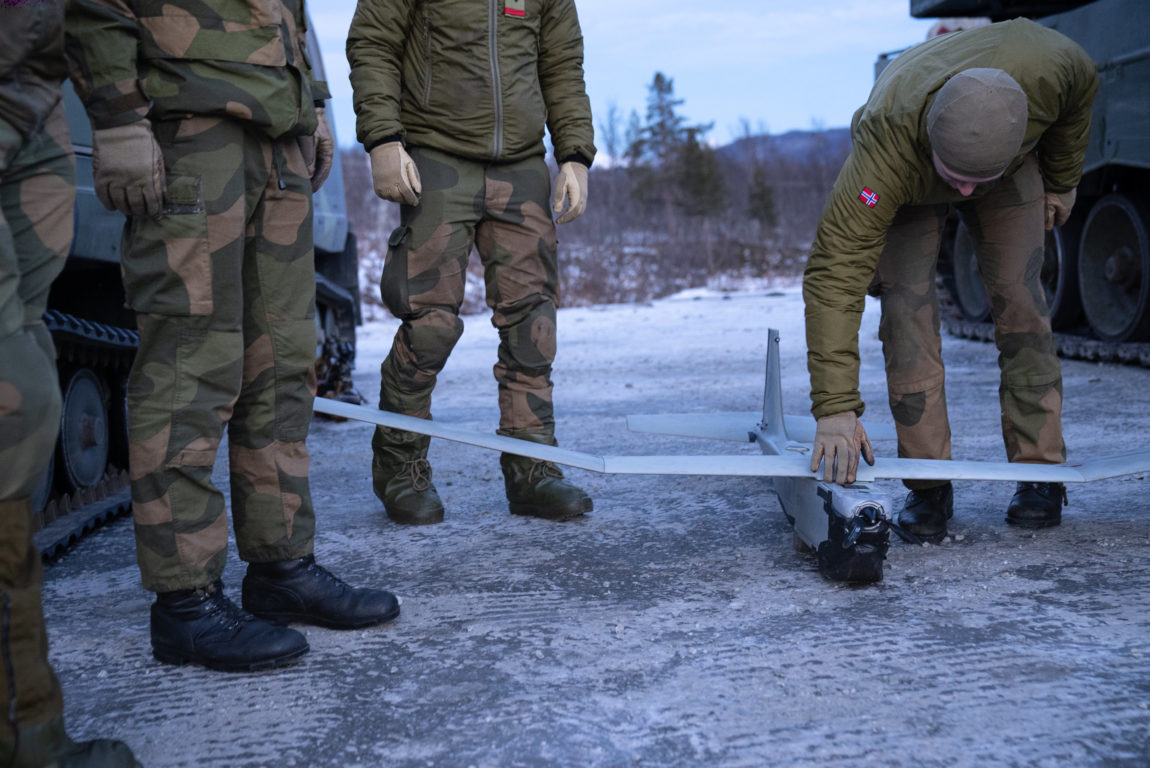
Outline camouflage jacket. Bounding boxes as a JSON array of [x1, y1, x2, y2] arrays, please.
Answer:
[[0, 0, 68, 138], [65, 0, 329, 138], [804, 19, 1097, 419], [347, 0, 596, 165]]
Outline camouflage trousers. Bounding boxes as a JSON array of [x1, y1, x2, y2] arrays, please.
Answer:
[[0, 102, 74, 736], [125, 117, 316, 593], [873, 155, 1064, 490], [378, 146, 560, 439]]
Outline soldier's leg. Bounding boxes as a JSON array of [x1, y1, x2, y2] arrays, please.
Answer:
[[477, 156, 590, 521], [876, 204, 952, 475], [0, 104, 70, 758], [228, 130, 316, 563], [371, 148, 479, 524], [962, 155, 1065, 465], [234, 133, 398, 628], [875, 204, 954, 541], [1, 105, 136, 763], [126, 118, 309, 671], [124, 117, 247, 594], [961, 155, 1065, 527]]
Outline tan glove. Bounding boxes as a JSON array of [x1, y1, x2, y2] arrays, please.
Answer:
[[369, 142, 421, 205], [809, 411, 874, 485], [551, 161, 588, 224], [92, 121, 165, 219], [1045, 187, 1076, 230], [302, 107, 334, 193]]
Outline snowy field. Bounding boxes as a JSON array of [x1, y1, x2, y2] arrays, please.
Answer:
[[43, 286, 1150, 767]]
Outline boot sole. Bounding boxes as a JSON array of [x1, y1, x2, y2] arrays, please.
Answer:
[[509, 498, 592, 521], [151, 643, 308, 673], [1006, 515, 1061, 529], [249, 603, 401, 630]]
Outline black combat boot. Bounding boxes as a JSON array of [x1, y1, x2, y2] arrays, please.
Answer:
[[151, 580, 308, 672], [500, 433, 592, 521], [1005, 481, 1065, 528], [2, 716, 141, 768], [897, 482, 954, 544], [243, 554, 400, 629], [372, 425, 445, 525]]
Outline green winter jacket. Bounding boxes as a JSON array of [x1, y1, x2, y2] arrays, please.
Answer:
[[804, 18, 1097, 420], [347, 0, 596, 165], [65, 0, 328, 138], [0, 0, 68, 138]]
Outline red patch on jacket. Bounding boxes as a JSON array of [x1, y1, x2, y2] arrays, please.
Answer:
[[859, 187, 879, 208]]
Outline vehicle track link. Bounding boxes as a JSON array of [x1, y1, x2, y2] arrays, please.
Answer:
[[35, 311, 138, 558], [942, 317, 1150, 368]]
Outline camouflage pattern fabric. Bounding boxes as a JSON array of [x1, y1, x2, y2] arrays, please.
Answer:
[[0, 101, 75, 500], [126, 116, 316, 593], [0, 0, 69, 140], [873, 155, 1064, 490], [65, 0, 328, 137], [378, 146, 559, 438], [0, 99, 74, 743]]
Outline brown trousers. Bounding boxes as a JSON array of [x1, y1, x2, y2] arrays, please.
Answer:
[[873, 155, 1065, 490]]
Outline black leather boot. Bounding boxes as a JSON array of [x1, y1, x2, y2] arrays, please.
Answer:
[[151, 581, 308, 672], [242, 555, 400, 629], [1006, 481, 1065, 528], [897, 482, 954, 544]]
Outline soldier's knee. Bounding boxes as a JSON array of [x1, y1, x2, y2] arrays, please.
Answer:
[[402, 307, 465, 372], [500, 294, 556, 374], [0, 332, 62, 472]]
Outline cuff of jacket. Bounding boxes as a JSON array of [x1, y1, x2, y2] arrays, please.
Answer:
[[364, 134, 404, 153], [559, 153, 592, 168], [83, 80, 150, 129]]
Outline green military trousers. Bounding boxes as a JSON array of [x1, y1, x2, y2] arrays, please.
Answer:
[[377, 146, 560, 438], [0, 101, 74, 742], [124, 117, 316, 593], [873, 154, 1065, 490]]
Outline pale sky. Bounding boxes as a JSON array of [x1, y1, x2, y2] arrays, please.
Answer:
[[309, 0, 936, 151]]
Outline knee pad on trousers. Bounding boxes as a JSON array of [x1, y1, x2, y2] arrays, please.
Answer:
[[498, 294, 556, 378]]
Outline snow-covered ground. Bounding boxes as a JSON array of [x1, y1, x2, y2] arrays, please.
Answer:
[[42, 287, 1150, 767]]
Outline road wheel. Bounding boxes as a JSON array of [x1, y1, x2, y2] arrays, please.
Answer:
[[1044, 221, 1082, 331], [1077, 194, 1150, 342], [57, 367, 109, 492]]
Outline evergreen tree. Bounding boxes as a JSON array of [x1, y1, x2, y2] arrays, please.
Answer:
[[674, 127, 727, 219], [747, 163, 778, 229]]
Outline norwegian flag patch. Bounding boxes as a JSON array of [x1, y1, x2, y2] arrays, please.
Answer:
[[859, 187, 879, 208]]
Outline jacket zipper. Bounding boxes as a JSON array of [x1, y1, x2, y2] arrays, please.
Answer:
[[488, 0, 503, 160]]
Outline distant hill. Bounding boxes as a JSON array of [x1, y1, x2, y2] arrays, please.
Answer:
[[719, 127, 852, 163]]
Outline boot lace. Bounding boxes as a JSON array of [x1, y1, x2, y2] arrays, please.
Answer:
[[402, 458, 434, 492], [527, 460, 564, 485], [299, 556, 351, 594], [205, 587, 256, 631]]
